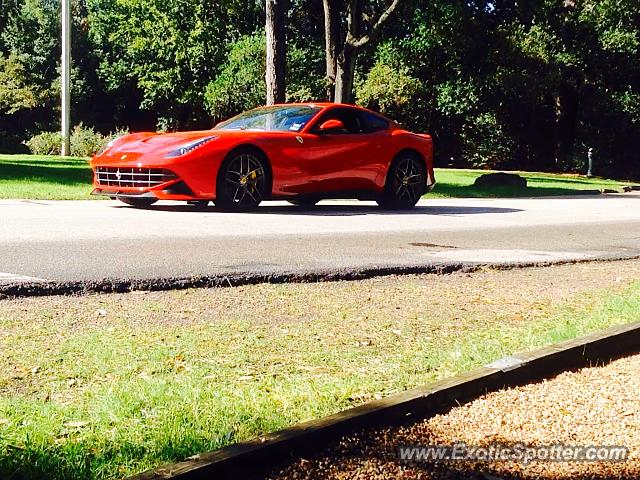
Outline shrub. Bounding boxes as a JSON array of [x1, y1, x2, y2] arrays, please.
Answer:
[[25, 125, 129, 157], [24, 131, 62, 155], [69, 123, 106, 157], [355, 43, 426, 130], [104, 128, 130, 145]]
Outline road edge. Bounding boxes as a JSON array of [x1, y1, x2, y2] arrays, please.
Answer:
[[2, 255, 640, 299]]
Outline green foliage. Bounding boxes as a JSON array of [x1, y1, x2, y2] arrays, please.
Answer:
[[87, 0, 263, 129], [0, 54, 37, 114], [435, 80, 479, 117], [355, 43, 424, 128], [0, 0, 639, 177], [460, 113, 515, 168], [24, 131, 63, 156], [25, 125, 129, 157], [204, 33, 266, 121], [204, 32, 324, 121], [69, 124, 107, 157], [1, 0, 59, 102]]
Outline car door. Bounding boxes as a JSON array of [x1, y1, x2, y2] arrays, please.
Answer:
[[288, 107, 384, 194]]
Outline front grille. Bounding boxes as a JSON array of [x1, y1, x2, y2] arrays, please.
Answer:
[[95, 167, 176, 188]]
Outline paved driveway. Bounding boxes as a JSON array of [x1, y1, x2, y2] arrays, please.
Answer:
[[1, 195, 639, 284]]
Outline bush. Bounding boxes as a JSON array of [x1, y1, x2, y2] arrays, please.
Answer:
[[24, 131, 62, 155], [355, 43, 426, 130], [69, 123, 106, 157], [460, 112, 516, 169], [25, 125, 129, 157]]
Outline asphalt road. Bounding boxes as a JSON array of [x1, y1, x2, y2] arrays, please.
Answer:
[[1, 195, 639, 287]]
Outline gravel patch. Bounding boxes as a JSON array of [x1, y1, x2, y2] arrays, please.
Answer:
[[270, 354, 640, 479]]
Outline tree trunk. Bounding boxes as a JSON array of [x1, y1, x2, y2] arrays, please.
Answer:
[[322, 0, 340, 101], [334, 46, 356, 104], [325, 0, 401, 104], [334, 0, 359, 104], [265, 0, 287, 105]]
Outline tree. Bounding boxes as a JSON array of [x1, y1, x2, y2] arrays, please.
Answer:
[[205, 31, 324, 120], [0, 54, 38, 114], [322, 0, 340, 100], [265, 0, 287, 104], [87, 0, 263, 130], [323, 0, 402, 103]]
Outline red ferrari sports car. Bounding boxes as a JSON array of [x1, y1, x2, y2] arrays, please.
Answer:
[[91, 103, 435, 210]]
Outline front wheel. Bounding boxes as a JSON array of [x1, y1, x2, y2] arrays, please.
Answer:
[[216, 150, 269, 211], [377, 153, 426, 209], [118, 197, 158, 208]]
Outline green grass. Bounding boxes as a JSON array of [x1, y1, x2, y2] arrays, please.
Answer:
[[431, 168, 629, 198], [0, 268, 638, 479], [0, 154, 93, 200], [0, 154, 633, 200]]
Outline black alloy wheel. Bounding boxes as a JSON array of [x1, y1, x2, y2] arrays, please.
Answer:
[[377, 153, 426, 209], [216, 151, 268, 211]]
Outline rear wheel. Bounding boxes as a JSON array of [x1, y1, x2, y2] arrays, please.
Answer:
[[216, 150, 269, 211], [377, 153, 426, 209], [118, 197, 157, 208]]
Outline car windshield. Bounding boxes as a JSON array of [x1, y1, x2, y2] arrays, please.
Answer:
[[214, 105, 322, 132]]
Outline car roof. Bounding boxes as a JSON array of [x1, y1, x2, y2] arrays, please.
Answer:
[[267, 102, 367, 110], [253, 102, 398, 128]]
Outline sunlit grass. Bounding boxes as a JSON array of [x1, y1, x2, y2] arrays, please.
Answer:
[[0, 154, 94, 200], [0, 274, 638, 479], [430, 168, 629, 198]]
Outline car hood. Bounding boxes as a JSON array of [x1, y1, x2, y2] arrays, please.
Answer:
[[92, 129, 288, 166], [104, 131, 220, 156]]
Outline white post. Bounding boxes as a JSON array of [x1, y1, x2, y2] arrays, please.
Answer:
[[61, 0, 71, 156]]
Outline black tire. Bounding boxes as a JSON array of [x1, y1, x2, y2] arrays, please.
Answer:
[[118, 197, 158, 208], [377, 152, 426, 209], [287, 198, 319, 207], [216, 149, 269, 211]]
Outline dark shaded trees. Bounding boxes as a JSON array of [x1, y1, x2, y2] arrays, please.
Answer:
[[0, 0, 638, 179]]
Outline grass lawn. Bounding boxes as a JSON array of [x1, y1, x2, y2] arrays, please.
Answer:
[[430, 168, 629, 198], [0, 154, 634, 200], [1, 261, 639, 479], [0, 154, 94, 200]]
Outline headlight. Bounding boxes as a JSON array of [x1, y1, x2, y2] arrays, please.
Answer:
[[165, 136, 218, 158]]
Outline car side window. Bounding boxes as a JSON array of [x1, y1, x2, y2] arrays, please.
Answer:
[[360, 112, 389, 133], [312, 108, 365, 134]]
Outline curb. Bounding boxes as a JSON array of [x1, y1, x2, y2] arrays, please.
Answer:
[[2, 255, 640, 299], [128, 321, 640, 480]]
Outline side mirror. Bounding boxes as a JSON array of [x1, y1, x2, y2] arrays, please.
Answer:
[[318, 119, 346, 133]]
